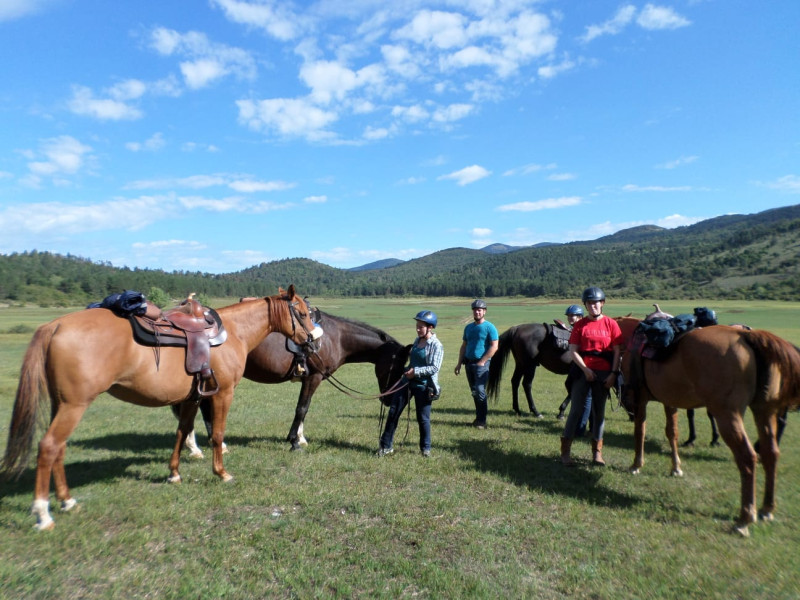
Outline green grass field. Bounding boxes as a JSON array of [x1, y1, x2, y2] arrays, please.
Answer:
[[1, 297, 799, 599]]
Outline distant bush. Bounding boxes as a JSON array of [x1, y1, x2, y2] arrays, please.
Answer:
[[6, 324, 34, 334]]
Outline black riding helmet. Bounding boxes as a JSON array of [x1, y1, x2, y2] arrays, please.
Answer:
[[581, 286, 606, 303], [471, 299, 487, 310]]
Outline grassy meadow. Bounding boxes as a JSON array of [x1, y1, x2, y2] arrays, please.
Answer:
[[1, 297, 799, 599]]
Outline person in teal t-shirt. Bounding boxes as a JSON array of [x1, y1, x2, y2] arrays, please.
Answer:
[[454, 299, 498, 429]]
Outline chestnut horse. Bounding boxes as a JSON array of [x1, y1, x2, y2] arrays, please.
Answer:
[[486, 323, 572, 416], [178, 311, 411, 452], [620, 318, 800, 535], [1, 286, 321, 530]]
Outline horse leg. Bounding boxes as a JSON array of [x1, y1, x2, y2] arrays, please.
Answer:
[[714, 412, 758, 536], [287, 375, 322, 450], [510, 366, 523, 415], [208, 392, 234, 482], [682, 408, 696, 447], [751, 407, 780, 522], [168, 401, 199, 483], [708, 410, 720, 447], [32, 403, 89, 531], [522, 369, 541, 417], [629, 403, 648, 474], [664, 406, 683, 476]]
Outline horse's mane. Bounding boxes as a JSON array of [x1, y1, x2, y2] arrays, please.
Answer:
[[317, 310, 401, 345]]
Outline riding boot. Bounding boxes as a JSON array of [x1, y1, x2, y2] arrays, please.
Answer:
[[592, 439, 606, 466], [560, 437, 575, 466]]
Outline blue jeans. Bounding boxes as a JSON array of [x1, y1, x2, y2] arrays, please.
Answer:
[[466, 361, 490, 423], [563, 371, 609, 441], [380, 387, 433, 452]]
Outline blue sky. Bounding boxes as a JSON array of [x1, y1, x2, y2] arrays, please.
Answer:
[[1, 1, 798, 273]]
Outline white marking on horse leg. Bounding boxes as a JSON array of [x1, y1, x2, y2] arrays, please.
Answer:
[[167, 474, 182, 484], [31, 499, 54, 531], [60, 498, 78, 512], [185, 431, 204, 458]]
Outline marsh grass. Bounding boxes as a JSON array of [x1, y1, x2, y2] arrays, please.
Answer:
[[1, 298, 799, 599]]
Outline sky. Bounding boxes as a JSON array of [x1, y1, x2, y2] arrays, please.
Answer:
[[1, 0, 798, 274]]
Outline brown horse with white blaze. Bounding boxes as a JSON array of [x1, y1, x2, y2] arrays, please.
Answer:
[[620, 319, 800, 535], [2, 285, 322, 531]]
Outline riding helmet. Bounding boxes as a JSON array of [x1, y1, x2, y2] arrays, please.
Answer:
[[414, 310, 438, 328], [565, 304, 583, 316], [581, 286, 606, 303], [471, 299, 487, 310]]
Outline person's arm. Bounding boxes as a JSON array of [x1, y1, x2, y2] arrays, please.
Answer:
[[569, 342, 596, 382], [454, 340, 467, 375], [477, 339, 498, 367], [604, 345, 622, 388]]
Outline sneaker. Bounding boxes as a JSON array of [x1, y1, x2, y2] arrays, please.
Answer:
[[421, 449, 431, 458], [375, 447, 394, 457], [474, 421, 487, 430]]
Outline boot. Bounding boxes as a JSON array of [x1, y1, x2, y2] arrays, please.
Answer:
[[560, 437, 575, 466], [592, 439, 606, 466]]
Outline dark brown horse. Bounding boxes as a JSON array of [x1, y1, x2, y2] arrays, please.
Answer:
[[1, 286, 321, 530], [621, 319, 800, 535], [487, 323, 572, 416], [178, 311, 411, 452]]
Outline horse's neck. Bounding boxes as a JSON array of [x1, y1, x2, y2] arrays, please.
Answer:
[[222, 298, 284, 352], [337, 323, 396, 365]]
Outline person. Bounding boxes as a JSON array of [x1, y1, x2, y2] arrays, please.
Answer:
[[454, 299, 499, 429], [560, 287, 623, 467], [556, 305, 592, 438], [377, 310, 444, 458]]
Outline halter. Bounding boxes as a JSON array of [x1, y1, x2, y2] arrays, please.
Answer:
[[286, 298, 323, 348]]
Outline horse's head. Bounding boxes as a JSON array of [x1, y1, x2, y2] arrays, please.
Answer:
[[374, 341, 411, 394], [279, 285, 324, 347]]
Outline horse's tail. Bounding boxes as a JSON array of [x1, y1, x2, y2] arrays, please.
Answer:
[[741, 329, 800, 409], [487, 326, 516, 402], [2, 322, 57, 480]]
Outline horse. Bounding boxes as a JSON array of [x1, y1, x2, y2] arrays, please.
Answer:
[[620, 319, 800, 535], [685, 407, 789, 450], [176, 310, 412, 453], [487, 323, 572, 416], [1, 286, 321, 530]]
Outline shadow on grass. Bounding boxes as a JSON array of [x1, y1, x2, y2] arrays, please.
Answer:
[[453, 438, 641, 509]]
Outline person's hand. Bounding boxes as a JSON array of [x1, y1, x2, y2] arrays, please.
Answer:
[[454, 364, 461, 376], [405, 367, 415, 379], [583, 368, 596, 382]]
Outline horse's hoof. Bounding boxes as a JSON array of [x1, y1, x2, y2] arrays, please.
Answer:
[[759, 511, 774, 523], [671, 469, 684, 477], [189, 450, 205, 459], [681, 441, 695, 448], [60, 498, 79, 513], [732, 524, 750, 537], [710, 440, 720, 447], [533, 412, 543, 419], [167, 474, 182, 484], [629, 466, 641, 475], [290, 443, 304, 452], [221, 473, 234, 483]]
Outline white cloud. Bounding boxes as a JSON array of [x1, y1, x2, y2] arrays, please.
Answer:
[[228, 179, 295, 193], [503, 163, 557, 176], [656, 155, 699, 169], [472, 227, 492, 237], [125, 173, 295, 194], [149, 27, 257, 89], [210, 0, 302, 41], [497, 196, 582, 212], [304, 195, 328, 203], [637, 4, 691, 30], [761, 175, 800, 193], [547, 173, 576, 181], [438, 164, 491, 186], [622, 184, 693, 192], [432, 103, 474, 122], [237, 98, 338, 141], [22, 136, 93, 187], [126, 132, 166, 152], [580, 5, 636, 43], [68, 85, 143, 121], [0, 0, 53, 22], [394, 10, 468, 50]]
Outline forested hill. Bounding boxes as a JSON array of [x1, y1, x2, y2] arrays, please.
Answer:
[[2, 204, 800, 306]]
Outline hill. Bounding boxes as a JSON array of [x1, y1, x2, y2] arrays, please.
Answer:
[[1, 204, 799, 304]]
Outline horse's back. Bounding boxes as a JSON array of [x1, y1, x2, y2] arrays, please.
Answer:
[[644, 326, 757, 411]]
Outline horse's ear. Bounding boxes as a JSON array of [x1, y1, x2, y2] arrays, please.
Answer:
[[286, 284, 296, 299]]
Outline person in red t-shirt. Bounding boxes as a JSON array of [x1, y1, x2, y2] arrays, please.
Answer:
[[560, 287, 623, 467]]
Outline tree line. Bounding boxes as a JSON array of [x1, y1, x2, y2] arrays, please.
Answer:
[[2, 204, 799, 306]]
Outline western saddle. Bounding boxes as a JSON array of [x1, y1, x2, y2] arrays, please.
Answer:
[[131, 294, 227, 397]]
